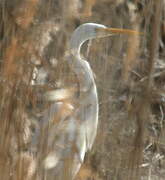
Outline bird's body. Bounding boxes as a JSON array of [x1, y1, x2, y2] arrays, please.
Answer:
[[36, 38, 98, 180], [32, 23, 139, 180]]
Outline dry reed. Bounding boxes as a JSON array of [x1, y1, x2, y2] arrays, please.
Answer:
[[0, 0, 164, 180]]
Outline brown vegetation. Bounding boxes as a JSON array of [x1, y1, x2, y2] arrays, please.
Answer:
[[0, 0, 165, 179]]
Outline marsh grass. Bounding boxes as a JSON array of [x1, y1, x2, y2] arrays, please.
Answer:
[[0, 0, 165, 179]]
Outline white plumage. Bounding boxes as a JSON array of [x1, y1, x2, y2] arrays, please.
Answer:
[[32, 23, 139, 180]]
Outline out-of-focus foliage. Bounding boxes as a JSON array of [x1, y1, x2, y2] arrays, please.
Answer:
[[0, 0, 165, 179]]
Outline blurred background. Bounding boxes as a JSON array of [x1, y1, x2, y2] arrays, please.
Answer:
[[0, 0, 165, 179]]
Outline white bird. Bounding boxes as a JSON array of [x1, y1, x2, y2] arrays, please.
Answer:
[[33, 23, 139, 180]]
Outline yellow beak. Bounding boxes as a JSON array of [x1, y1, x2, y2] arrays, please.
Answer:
[[99, 27, 142, 35]]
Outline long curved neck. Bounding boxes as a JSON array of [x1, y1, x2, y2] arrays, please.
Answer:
[[68, 52, 95, 94], [67, 24, 101, 98], [68, 35, 95, 95], [69, 31, 86, 58]]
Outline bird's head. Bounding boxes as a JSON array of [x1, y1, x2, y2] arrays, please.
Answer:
[[69, 23, 141, 55]]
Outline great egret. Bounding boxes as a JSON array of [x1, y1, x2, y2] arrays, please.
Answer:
[[33, 23, 139, 180]]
